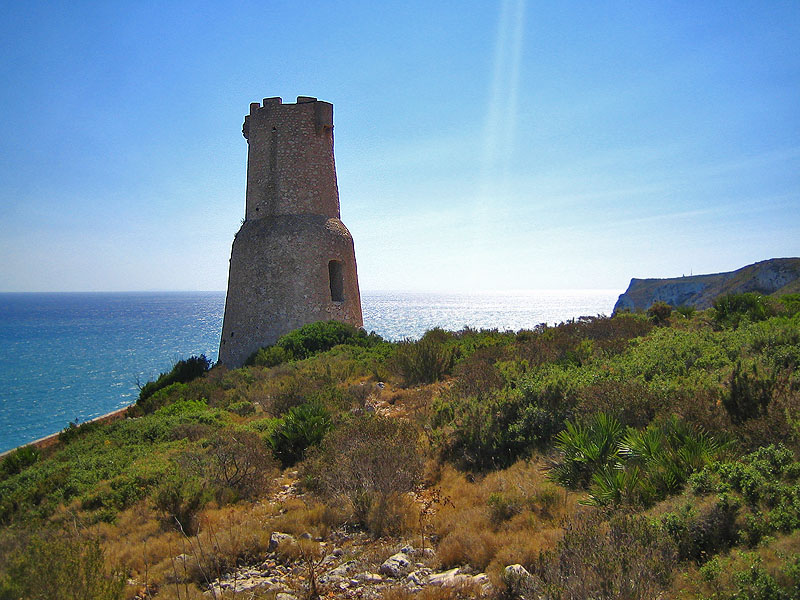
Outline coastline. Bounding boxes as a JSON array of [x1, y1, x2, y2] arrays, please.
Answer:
[[0, 404, 133, 460]]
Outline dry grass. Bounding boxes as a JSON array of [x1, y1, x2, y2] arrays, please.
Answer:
[[90, 499, 281, 598], [269, 496, 344, 539], [380, 580, 485, 599], [430, 460, 579, 573]]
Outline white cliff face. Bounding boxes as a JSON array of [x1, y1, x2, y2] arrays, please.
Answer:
[[613, 258, 800, 313]]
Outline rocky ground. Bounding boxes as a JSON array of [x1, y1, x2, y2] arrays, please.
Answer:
[[129, 470, 532, 599]]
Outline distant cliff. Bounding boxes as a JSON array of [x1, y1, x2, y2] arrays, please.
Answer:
[[613, 258, 800, 313]]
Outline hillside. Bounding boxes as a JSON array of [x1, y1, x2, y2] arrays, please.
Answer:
[[2, 306, 800, 600], [614, 257, 800, 313]]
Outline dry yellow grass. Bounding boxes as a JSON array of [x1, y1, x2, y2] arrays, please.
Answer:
[[430, 459, 579, 574]]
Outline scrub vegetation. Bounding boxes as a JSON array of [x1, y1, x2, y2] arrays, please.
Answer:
[[2, 294, 800, 599]]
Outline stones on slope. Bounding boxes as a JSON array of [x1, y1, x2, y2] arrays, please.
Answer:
[[379, 551, 413, 578], [268, 531, 295, 552], [354, 572, 384, 584], [503, 563, 535, 595], [427, 567, 467, 586]]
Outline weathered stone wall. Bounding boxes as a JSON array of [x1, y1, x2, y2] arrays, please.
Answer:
[[244, 96, 339, 220], [219, 97, 363, 367]]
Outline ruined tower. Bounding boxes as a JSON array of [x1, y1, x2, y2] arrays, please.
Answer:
[[218, 96, 363, 367]]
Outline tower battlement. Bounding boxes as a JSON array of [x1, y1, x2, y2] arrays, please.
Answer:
[[242, 96, 337, 221], [219, 96, 363, 367]]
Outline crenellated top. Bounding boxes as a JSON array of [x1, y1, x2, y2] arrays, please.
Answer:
[[242, 96, 333, 140], [242, 96, 339, 221]]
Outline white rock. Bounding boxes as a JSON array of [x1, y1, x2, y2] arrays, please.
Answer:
[[268, 532, 295, 552], [428, 568, 461, 586], [503, 563, 533, 588], [328, 560, 357, 578], [354, 572, 383, 584], [379, 552, 412, 578]]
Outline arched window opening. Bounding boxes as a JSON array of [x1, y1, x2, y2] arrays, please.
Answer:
[[329, 260, 344, 302]]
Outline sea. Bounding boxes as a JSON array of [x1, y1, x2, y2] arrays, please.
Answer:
[[0, 290, 619, 453]]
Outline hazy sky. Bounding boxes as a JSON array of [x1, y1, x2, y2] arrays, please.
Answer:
[[1, 1, 798, 293]]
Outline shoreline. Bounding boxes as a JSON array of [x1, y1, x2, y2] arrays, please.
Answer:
[[0, 405, 133, 460]]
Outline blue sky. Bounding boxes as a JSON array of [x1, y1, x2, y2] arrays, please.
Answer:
[[1, 1, 797, 293]]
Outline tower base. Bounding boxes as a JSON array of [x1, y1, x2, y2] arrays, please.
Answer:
[[219, 214, 362, 367]]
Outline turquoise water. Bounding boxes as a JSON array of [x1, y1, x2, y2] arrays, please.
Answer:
[[0, 290, 618, 452]]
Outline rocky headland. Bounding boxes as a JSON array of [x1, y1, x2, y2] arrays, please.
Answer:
[[613, 257, 800, 313]]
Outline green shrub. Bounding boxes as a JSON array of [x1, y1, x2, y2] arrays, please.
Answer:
[[724, 361, 775, 424], [433, 380, 572, 471], [138, 355, 211, 406], [305, 415, 422, 535], [0, 446, 40, 480], [732, 559, 788, 600], [675, 304, 697, 318], [269, 401, 332, 467], [152, 471, 209, 535], [0, 532, 125, 600], [226, 400, 256, 416], [779, 293, 800, 317], [660, 495, 740, 563], [713, 293, 779, 328], [247, 344, 292, 367], [647, 301, 673, 325], [57, 420, 101, 444], [391, 329, 456, 386], [153, 396, 208, 417], [245, 321, 384, 366], [690, 444, 800, 544]]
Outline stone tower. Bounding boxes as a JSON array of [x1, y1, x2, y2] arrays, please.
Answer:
[[218, 96, 363, 367]]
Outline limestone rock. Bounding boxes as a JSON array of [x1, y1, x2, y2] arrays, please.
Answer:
[[379, 552, 412, 578], [503, 564, 534, 589], [268, 532, 295, 552], [354, 571, 383, 584], [613, 257, 800, 313]]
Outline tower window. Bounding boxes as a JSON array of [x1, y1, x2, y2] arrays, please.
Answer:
[[329, 260, 344, 302]]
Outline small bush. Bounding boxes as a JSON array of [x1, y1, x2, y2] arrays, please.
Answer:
[[433, 375, 573, 471], [226, 400, 256, 416], [204, 430, 278, 500], [152, 471, 209, 535], [269, 401, 332, 467], [246, 321, 384, 366], [724, 361, 775, 424], [58, 419, 101, 444], [137, 355, 211, 409], [660, 495, 740, 563], [0, 532, 125, 600], [246, 344, 291, 367], [391, 329, 456, 386], [647, 301, 673, 325], [779, 293, 800, 317], [306, 415, 423, 536], [713, 293, 778, 328], [530, 511, 677, 600], [0, 446, 40, 480]]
